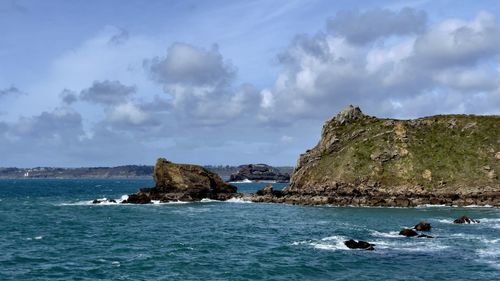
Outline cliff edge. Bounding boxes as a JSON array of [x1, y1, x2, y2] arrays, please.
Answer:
[[253, 105, 499, 206]]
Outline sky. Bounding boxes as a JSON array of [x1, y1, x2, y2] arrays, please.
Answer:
[[1, 0, 500, 167]]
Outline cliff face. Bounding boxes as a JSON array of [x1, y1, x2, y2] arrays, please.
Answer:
[[281, 105, 499, 206]]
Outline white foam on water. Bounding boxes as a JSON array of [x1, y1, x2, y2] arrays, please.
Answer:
[[478, 218, 500, 229], [200, 198, 221, 203], [228, 179, 253, 183], [374, 239, 450, 252], [415, 204, 447, 208], [26, 236, 43, 241], [111, 261, 120, 267], [476, 247, 500, 269], [226, 198, 253, 203], [464, 205, 493, 208], [433, 218, 453, 224], [371, 230, 400, 238], [291, 235, 350, 251], [58, 195, 129, 206]]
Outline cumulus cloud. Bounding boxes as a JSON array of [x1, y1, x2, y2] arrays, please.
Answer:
[[80, 80, 136, 105], [259, 9, 500, 122], [147, 43, 235, 86], [327, 7, 427, 44], [145, 42, 260, 126], [8, 107, 84, 141]]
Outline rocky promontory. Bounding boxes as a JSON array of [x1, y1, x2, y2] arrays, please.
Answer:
[[247, 105, 499, 207], [121, 158, 237, 203], [229, 164, 290, 182]]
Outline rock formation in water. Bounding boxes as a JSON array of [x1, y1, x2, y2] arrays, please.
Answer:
[[122, 158, 237, 203], [344, 239, 375, 250], [248, 105, 499, 206], [229, 164, 290, 182]]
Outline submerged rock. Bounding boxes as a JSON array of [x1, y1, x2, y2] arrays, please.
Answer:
[[229, 164, 290, 182], [399, 229, 418, 237], [92, 199, 117, 204], [120, 158, 237, 204], [453, 216, 480, 224], [414, 221, 432, 231], [344, 239, 375, 250]]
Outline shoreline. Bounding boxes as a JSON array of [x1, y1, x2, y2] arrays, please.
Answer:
[[237, 191, 499, 207]]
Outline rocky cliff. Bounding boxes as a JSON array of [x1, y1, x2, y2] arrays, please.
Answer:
[[250, 105, 499, 206], [229, 164, 290, 182], [121, 158, 237, 203]]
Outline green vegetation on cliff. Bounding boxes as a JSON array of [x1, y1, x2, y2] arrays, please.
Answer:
[[289, 106, 499, 193]]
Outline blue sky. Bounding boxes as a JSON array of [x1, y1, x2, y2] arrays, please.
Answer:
[[1, 0, 499, 167]]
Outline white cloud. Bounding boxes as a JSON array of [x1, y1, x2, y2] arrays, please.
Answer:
[[258, 10, 500, 122], [107, 101, 149, 125]]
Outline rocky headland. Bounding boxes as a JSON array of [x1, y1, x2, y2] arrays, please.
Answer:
[[120, 158, 237, 204], [246, 105, 499, 207], [229, 164, 290, 182]]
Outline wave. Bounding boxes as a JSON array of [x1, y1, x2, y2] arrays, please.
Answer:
[[292, 235, 350, 251], [371, 230, 400, 238], [26, 236, 43, 241], [226, 198, 253, 203], [228, 179, 253, 183]]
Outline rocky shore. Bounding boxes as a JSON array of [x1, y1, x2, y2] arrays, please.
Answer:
[[238, 183, 499, 207], [242, 105, 498, 207]]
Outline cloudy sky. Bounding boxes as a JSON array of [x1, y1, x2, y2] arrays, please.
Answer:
[[1, 0, 500, 167]]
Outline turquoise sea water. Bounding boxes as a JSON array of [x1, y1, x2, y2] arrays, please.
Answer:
[[0, 179, 498, 280]]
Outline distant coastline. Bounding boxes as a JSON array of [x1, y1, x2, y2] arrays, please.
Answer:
[[0, 165, 293, 181]]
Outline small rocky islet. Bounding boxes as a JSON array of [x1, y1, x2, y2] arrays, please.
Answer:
[[229, 164, 290, 183]]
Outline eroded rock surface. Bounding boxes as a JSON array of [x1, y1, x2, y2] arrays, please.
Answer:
[[249, 105, 499, 207], [121, 158, 237, 203]]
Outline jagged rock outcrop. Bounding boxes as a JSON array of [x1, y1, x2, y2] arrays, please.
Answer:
[[229, 164, 290, 182], [414, 222, 431, 231], [122, 158, 237, 203], [453, 216, 480, 224], [344, 239, 375, 250], [248, 105, 499, 206]]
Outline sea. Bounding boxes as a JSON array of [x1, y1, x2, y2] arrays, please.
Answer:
[[0, 179, 498, 280]]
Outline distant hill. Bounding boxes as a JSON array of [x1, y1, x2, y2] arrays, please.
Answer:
[[0, 166, 154, 179]]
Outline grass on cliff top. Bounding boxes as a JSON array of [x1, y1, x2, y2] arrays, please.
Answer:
[[304, 114, 499, 190]]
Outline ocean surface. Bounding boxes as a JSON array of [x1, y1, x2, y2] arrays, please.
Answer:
[[0, 179, 498, 280]]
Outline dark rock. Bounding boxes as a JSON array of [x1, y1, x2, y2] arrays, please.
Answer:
[[229, 164, 290, 182], [122, 193, 151, 204], [399, 228, 418, 237], [414, 221, 431, 231], [344, 239, 375, 250], [417, 234, 434, 238], [453, 216, 480, 224], [92, 198, 117, 204], [255, 184, 284, 197], [123, 158, 237, 204]]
